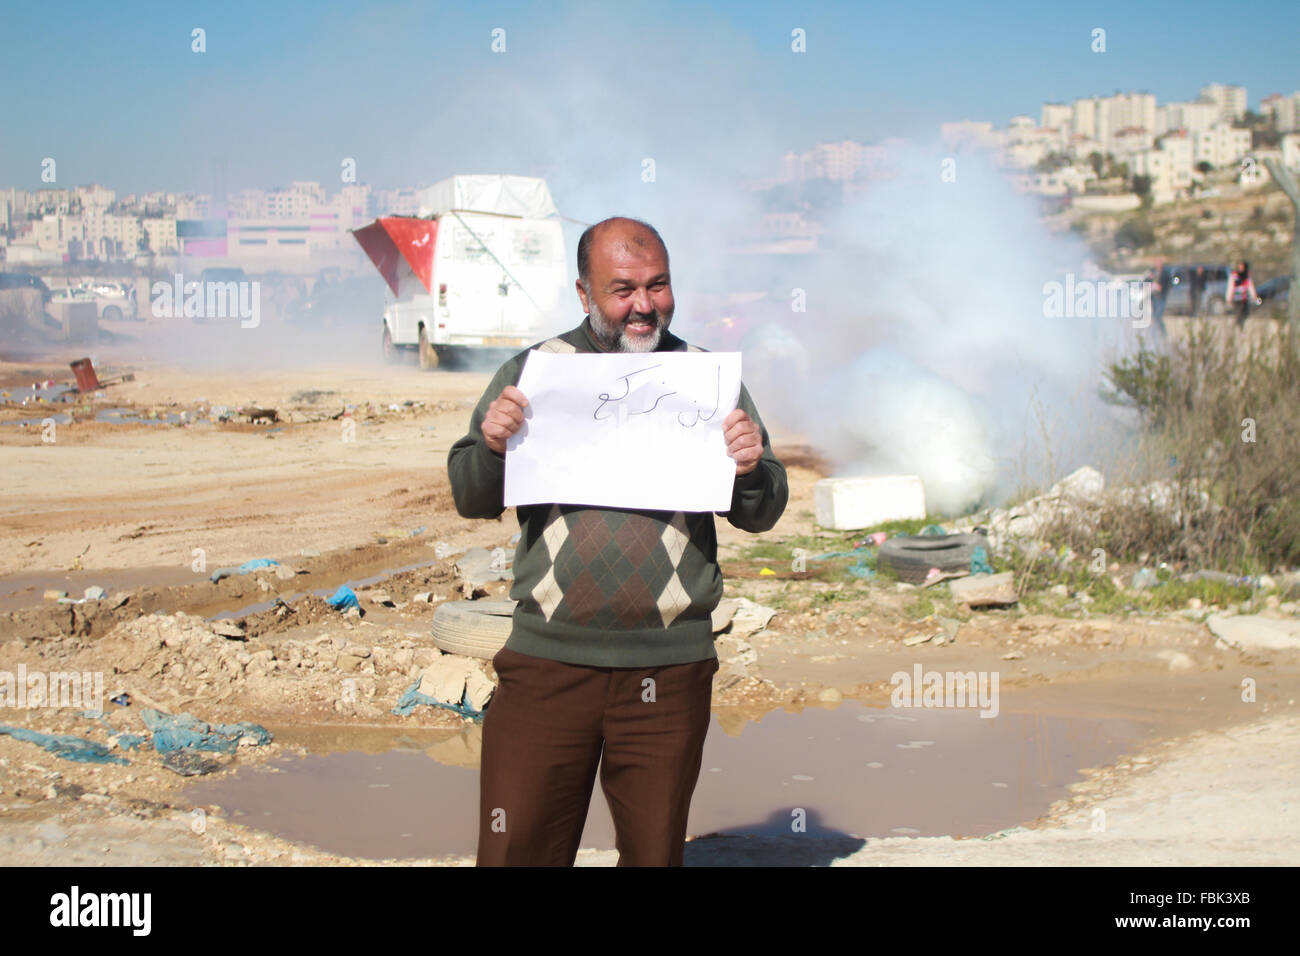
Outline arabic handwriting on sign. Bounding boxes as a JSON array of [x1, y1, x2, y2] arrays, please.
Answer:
[[591, 362, 723, 427], [593, 365, 676, 421], [676, 364, 721, 428]]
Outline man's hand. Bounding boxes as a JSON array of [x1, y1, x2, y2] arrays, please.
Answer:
[[482, 385, 529, 455], [723, 408, 762, 477]]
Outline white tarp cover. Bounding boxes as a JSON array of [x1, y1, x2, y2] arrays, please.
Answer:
[[417, 175, 558, 219]]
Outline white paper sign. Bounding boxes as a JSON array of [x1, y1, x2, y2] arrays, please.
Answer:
[[504, 350, 742, 511]]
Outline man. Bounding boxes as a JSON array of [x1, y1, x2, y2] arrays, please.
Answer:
[[447, 216, 788, 866]]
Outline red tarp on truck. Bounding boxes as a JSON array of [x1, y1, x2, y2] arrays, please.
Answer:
[[351, 218, 438, 295]]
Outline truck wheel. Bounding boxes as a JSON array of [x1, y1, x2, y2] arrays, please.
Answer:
[[418, 326, 439, 369], [382, 325, 399, 364], [102, 305, 122, 322]]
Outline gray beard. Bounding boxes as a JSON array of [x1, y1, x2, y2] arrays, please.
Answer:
[[589, 300, 664, 353]]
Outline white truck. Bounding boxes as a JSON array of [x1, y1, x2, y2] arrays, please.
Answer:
[[353, 174, 569, 368]]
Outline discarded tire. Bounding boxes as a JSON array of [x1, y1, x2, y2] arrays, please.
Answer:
[[431, 599, 516, 659], [877, 532, 990, 585]]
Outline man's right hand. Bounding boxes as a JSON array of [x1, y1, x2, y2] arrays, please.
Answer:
[[482, 385, 529, 455]]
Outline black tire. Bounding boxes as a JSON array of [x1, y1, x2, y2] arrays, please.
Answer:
[[418, 325, 439, 370], [431, 600, 516, 659], [102, 305, 122, 322], [877, 532, 990, 584]]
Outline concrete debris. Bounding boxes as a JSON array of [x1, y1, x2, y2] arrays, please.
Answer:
[[209, 620, 245, 639], [453, 547, 512, 593], [949, 572, 1018, 607], [724, 597, 778, 638], [1206, 614, 1300, 652]]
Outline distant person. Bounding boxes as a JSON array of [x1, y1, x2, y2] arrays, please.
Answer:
[[1226, 260, 1257, 329], [1187, 266, 1206, 318], [1144, 259, 1167, 334]]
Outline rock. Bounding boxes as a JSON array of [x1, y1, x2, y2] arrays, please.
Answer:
[[1259, 574, 1277, 590], [936, 617, 961, 643], [817, 688, 843, 703], [210, 620, 245, 639], [1001, 650, 1024, 660], [1266, 595, 1281, 609], [711, 599, 739, 633], [83, 585, 107, 600], [1049, 584, 1069, 597], [727, 598, 777, 638], [464, 665, 496, 711], [902, 633, 932, 646], [335, 654, 365, 673], [300, 548, 321, 558], [949, 572, 1017, 607], [454, 547, 513, 586], [417, 656, 473, 706], [1050, 466, 1104, 501], [1206, 613, 1300, 651], [1187, 597, 1203, 610], [366, 589, 395, 607], [274, 565, 298, 580]]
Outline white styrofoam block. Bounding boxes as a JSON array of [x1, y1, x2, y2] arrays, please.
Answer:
[[814, 475, 927, 531]]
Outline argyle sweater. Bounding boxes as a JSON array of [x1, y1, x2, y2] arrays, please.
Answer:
[[446, 315, 788, 667]]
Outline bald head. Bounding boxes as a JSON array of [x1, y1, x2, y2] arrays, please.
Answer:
[[577, 217, 669, 291], [574, 216, 675, 353]]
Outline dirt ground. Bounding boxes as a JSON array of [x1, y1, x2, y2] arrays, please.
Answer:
[[2, 323, 1298, 866]]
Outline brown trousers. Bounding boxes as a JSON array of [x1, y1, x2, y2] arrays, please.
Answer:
[[476, 646, 719, 866]]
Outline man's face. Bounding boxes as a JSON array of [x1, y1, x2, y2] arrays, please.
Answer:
[[576, 226, 674, 353]]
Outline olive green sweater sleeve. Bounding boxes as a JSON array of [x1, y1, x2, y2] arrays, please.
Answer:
[[447, 355, 526, 520], [717, 382, 788, 533]]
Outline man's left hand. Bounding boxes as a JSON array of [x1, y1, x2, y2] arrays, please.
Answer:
[[723, 408, 762, 477]]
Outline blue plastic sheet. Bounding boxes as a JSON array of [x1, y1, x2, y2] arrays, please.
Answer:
[[391, 681, 484, 721], [327, 585, 359, 611], [139, 708, 272, 753], [0, 724, 129, 765], [209, 558, 281, 583], [811, 545, 876, 579], [971, 545, 995, 575]]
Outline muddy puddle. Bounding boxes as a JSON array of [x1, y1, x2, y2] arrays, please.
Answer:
[[184, 697, 1150, 861]]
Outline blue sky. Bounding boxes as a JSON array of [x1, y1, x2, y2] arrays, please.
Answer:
[[2, 0, 1296, 197]]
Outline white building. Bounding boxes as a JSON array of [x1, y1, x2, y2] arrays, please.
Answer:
[[1261, 92, 1300, 132], [1090, 93, 1156, 153], [1071, 98, 1098, 142], [1200, 83, 1248, 122], [1283, 133, 1300, 172], [1156, 101, 1220, 136], [1193, 123, 1252, 169], [142, 217, 179, 254], [1041, 103, 1072, 134]]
